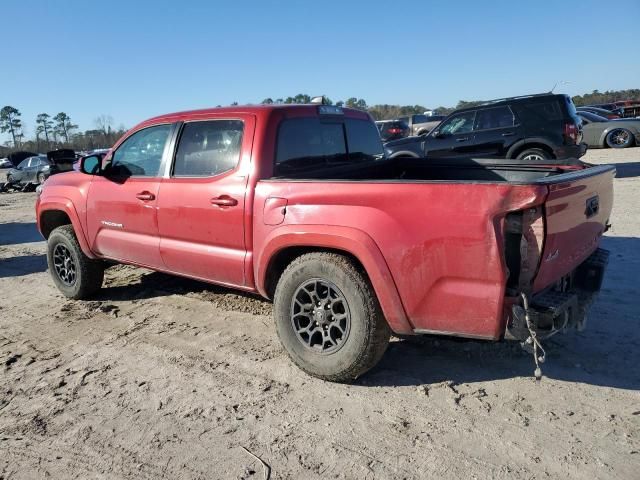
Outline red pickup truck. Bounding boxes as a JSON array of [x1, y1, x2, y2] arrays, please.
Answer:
[[36, 103, 614, 381]]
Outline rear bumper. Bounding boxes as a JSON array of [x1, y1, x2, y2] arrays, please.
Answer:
[[506, 248, 609, 340], [554, 142, 587, 159]]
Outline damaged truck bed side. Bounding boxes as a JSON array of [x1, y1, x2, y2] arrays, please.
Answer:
[[35, 104, 614, 381]]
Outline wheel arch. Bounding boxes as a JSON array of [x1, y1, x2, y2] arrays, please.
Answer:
[[388, 150, 420, 159], [256, 225, 413, 334], [507, 139, 556, 159], [38, 198, 97, 259]]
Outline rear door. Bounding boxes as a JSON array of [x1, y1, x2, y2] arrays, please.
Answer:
[[156, 115, 255, 287], [23, 157, 39, 183], [471, 106, 522, 157], [86, 123, 174, 269], [533, 166, 615, 291]]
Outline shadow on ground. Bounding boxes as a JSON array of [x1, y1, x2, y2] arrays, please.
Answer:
[[362, 236, 640, 391], [88, 237, 640, 392], [614, 162, 640, 179], [0, 254, 47, 278], [0, 222, 42, 246]]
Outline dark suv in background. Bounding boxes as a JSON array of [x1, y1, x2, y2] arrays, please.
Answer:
[[375, 120, 410, 141], [385, 93, 585, 161]]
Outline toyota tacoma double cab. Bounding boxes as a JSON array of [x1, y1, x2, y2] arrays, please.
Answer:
[[36, 102, 614, 382]]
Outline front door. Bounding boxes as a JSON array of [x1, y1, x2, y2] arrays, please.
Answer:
[[157, 115, 255, 287], [86, 123, 174, 269], [425, 110, 477, 158]]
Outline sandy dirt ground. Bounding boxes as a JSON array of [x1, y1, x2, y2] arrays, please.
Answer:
[[1, 148, 639, 479]]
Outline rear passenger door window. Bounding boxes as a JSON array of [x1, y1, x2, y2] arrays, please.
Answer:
[[173, 120, 244, 177], [474, 106, 516, 131]]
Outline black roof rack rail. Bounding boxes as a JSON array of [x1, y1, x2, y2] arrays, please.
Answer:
[[477, 92, 556, 107]]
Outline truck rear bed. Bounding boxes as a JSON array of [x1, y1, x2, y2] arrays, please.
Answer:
[[257, 159, 615, 339]]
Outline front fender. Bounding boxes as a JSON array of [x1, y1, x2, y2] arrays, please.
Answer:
[[255, 225, 414, 334], [37, 196, 97, 259]]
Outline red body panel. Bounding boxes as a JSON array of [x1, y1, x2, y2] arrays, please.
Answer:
[[35, 104, 614, 341], [253, 180, 548, 339], [533, 169, 615, 291], [87, 176, 164, 269]]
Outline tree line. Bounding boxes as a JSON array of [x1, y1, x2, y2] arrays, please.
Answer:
[[2, 88, 638, 156], [0, 107, 126, 155]]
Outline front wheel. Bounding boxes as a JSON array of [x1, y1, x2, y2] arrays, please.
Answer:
[[37, 172, 46, 184], [515, 148, 551, 161], [47, 225, 104, 299], [606, 128, 635, 148], [273, 252, 391, 382]]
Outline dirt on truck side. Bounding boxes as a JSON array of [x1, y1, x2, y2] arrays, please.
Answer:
[[1, 148, 639, 479]]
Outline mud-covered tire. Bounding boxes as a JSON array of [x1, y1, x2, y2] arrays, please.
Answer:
[[47, 225, 104, 299], [273, 252, 391, 382], [515, 148, 550, 161]]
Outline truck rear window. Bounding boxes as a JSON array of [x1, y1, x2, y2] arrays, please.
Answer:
[[275, 117, 383, 175]]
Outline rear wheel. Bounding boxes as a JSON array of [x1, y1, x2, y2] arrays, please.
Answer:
[[515, 148, 550, 161], [47, 225, 104, 299], [273, 252, 391, 382], [606, 128, 634, 148]]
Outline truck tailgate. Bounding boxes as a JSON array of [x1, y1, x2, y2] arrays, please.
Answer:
[[533, 165, 615, 291]]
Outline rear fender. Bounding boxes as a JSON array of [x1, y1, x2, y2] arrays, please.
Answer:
[[256, 225, 413, 334], [38, 196, 97, 259], [506, 137, 554, 158]]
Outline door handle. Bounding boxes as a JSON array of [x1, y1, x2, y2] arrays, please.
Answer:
[[211, 195, 238, 207], [455, 137, 469, 142], [501, 132, 515, 137], [136, 191, 155, 201]]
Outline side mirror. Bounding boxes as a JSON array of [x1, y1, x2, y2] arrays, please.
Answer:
[[80, 155, 102, 175]]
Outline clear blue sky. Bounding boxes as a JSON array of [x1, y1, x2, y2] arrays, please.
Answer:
[[1, 0, 639, 141]]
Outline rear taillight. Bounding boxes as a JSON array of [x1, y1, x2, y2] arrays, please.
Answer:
[[504, 206, 545, 294], [563, 122, 579, 144], [388, 128, 402, 135]]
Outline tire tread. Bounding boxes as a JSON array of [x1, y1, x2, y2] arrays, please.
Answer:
[[274, 252, 390, 382]]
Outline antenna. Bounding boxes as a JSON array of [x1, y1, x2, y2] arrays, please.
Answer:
[[551, 80, 571, 93]]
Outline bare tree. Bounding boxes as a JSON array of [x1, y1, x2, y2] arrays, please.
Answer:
[[94, 114, 114, 135]]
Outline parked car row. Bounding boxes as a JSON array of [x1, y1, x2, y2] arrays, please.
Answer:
[[5, 150, 77, 187], [584, 100, 640, 119], [1, 149, 111, 192]]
